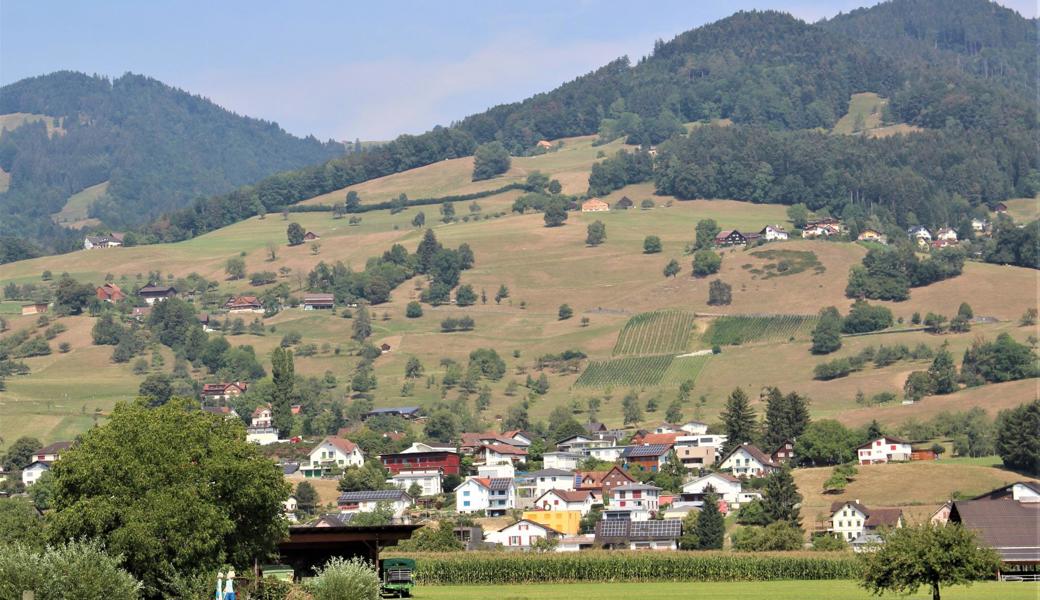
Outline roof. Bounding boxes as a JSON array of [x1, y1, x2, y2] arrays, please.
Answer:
[[303, 293, 335, 303], [464, 477, 514, 492], [951, 498, 1040, 562], [24, 460, 52, 470], [856, 435, 912, 450], [37, 441, 73, 455], [337, 489, 409, 503], [635, 432, 681, 445], [622, 444, 672, 458], [308, 513, 355, 527], [613, 483, 662, 493], [481, 443, 527, 456], [367, 406, 421, 415], [318, 436, 359, 455], [595, 519, 681, 542], [460, 432, 523, 447], [282, 462, 300, 475], [539, 489, 592, 503], [829, 501, 903, 527], [138, 285, 176, 294], [715, 230, 735, 239], [720, 443, 779, 468], [585, 422, 607, 432], [225, 295, 262, 306], [528, 468, 574, 478], [970, 481, 1040, 501], [577, 466, 635, 486], [498, 519, 562, 535], [690, 471, 741, 485]]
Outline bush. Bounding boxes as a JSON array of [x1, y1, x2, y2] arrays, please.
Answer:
[[731, 522, 804, 551], [0, 540, 141, 600], [643, 235, 662, 253], [692, 249, 722, 277], [309, 556, 379, 600], [406, 301, 423, 318], [811, 533, 849, 551]]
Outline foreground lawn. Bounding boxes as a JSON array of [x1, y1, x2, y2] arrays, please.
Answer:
[[413, 580, 1039, 600]]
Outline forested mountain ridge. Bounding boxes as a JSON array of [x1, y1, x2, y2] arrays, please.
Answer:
[[0, 71, 345, 257]]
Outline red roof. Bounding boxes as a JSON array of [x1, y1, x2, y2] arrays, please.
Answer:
[[856, 435, 912, 450], [481, 443, 527, 456], [633, 432, 681, 445], [542, 489, 592, 503], [322, 436, 359, 454]]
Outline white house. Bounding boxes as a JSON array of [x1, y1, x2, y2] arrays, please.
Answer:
[[829, 500, 904, 544], [485, 519, 562, 548], [760, 225, 789, 241], [21, 461, 50, 487], [32, 441, 72, 463], [595, 519, 682, 550], [251, 406, 273, 428], [907, 226, 932, 246], [502, 430, 535, 447], [681, 472, 760, 508], [390, 469, 442, 496], [283, 496, 298, 521], [529, 468, 577, 498], [246, 428, 279, 446], [477, 462, 515, 479], [303, 437, 364, 477], [534, 489, 595, 516], [606, 483, 660, 521], [337, 489, 412, 518], [935, 227, 958, 242], [543, 452, 581, 471], [719, 443, 780, 477], [475, 443, 527, 466], [971, 218, 990, 233], [455, 477, 516, 517], [857, 436, 912, 464], [583, 446, 623, 463], [555, 534, 596, 552]]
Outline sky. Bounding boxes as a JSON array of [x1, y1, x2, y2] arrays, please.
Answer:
[[1, 1, 1035, 141]]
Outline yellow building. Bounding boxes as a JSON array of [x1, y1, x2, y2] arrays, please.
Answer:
[[522, 510, 581, 535]]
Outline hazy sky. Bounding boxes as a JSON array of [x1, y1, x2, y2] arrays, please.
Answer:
[[1, 1, 1034, 141]]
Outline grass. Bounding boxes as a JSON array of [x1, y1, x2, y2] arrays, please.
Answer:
[[747, 249, 824, 279], [1002, 198, 1039, 223], [612, 310, 696, 356], [0, 112, 64, 138], [52, 180, 108, 228], [574, 355, 675, 388], [832, 92, 887, 135], [661, 354, 711, 385], [413, 581, 1038, 600], [703, 315, 818, 346]]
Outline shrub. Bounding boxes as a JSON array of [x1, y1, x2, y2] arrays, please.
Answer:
[[0, 540, 141, 600], [406, 301, 423, 318], [692, 249, 722, 277], [309, 556, 379, 600], [731, 522, 804, 551], [811, 533, 849, 552]]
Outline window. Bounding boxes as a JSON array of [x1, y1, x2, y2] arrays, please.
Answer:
[[463, 490, 470, 497], [463, 500, 470, 507], [890, 445, 896, 450], [509, 536, 520, 546], [876, 441, 882, 446]]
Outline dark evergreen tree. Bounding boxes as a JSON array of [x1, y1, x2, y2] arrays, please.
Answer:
[[762, 465, 802, 526], [271, 347, 295, 436], [721, 387, 756, 456], [811, 307, 843, 354], [694, 488, 725, 549], [995, 400, 1040, 475]]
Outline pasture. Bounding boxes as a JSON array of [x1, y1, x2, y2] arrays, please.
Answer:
[[51, 180, 108, 228]]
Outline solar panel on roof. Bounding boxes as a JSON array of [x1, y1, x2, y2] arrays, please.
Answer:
[[338, 489, 405, 502], [631, 519, 682, 539], [597, 520, 630, 538]]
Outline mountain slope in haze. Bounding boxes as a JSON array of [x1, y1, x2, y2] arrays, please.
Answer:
[[0, 71, 345, 253]]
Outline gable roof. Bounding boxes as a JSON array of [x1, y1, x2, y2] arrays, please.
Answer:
[[856, 435, 912, 450], [138, 285, 176, 294], [577, 466, 635, 487], [480, 443, 527, 456], [720, 443, 778, 468], [303, 293, 335, 303], [622, 444, 672, 458], [37, 441, 73, 455], [829, 501, 903, 528], [464, 477, 514, 492], [538, 489, 592, 504], [951, 498, 1040, 563], [635, 432, 681, 445], [319, 436, 359, 455], [498, 518, 562, 535]]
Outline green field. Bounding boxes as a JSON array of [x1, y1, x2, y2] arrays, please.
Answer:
[[832, 92, 887, 135], [574, 355, 675, 388], [612, 310, 696, 356], [747, 249, 824, 279], [661, 354, 711, 385], [704, 314, 819, 346], [413, 581, 1037, 600], [52, 180, 109, 227]]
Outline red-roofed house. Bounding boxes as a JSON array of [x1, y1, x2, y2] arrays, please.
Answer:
[[534, 489, 595, 515], [857, 436, 912, 464], [303, 437, 364, 477], [201, 381, 248, 402], [96, 283, 125, 303], [475, 443, 528, 466], [224, 295, 263, 313]]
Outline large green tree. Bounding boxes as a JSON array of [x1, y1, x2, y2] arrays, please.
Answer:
[[271, 347, 296, 436], [46, 400, 289, 598], [761, 465, 802, 526], [472, 141, 511, 181], [762, 387, 811, 450], [811, 306, 843, 354], [2, 436, 42, 470], [995, 399, 1040, 475], [694, 219, 721, 250], [694, 489, 725, 549], [286, 222, 306, 245], [720, 387, 756, 456]]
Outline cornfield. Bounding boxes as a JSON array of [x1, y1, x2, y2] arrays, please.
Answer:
[[574, 355, 674, 388], [704, 314, 818, 346], [612, 310, 697, 356], [384, 551, 861, 585]]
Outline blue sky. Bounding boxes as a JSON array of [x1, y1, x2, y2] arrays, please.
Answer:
[[1, 1, 1034, 141]]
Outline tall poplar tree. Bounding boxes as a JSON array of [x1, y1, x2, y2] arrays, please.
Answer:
[[352, 305, 372, 342], [271, 347, 295, 436]]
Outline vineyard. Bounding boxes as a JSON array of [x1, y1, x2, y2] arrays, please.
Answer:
[[704, 314, 818, 346], [612, 310, 697, 356], [574, 355, 675, 388], [661, 354, 711, 385]]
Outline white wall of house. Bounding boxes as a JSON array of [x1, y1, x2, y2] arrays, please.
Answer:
[[246, 429, 279, 445], [340, 498, 412, 518], [719, 448, 771, 477], [857, 437, 912, 464], [390, 471, 442, 496], [535, 491, 593, 516], [533, 473, 576, 497], [543, 453, 579, 470], [682, 474, 743, 505], [485, 520, 557, 548], [308, 440, 364, 469], [21, 463, 48, 486], [830, 503, 868, 541], [456, 479, 516, 514], [585, 446, 625, 462]]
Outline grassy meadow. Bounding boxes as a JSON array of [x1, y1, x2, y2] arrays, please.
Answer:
[[51, 180, 108, 228]]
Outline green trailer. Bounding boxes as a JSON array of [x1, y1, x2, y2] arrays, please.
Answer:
[[379, 557, 416, 597]]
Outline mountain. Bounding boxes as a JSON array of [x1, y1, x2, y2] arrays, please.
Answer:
[[0, 71, 345, 256]]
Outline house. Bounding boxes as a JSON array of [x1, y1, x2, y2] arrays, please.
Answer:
[[714, 230, 747, 247], [930, 502, 952, 525], [283, 496, 298, 520], [528, 468, 576, 497], [201, 381, 248, 403], [622, 444, 672, 473], [460, 432, 524, 455], [380, 343, 392, 353], [389, 470, 442, 497], [477, 462, 515, 479], [95, 283, 125, 302], [950, 484, 1040, 574], [993, 202, 1008, 213], [631, 431, 681, 446], [595, 518, 681, 550], [501, 430, 535, 447], [381, 443, 461, 476], [910, 444, 937, 461], [614, 197, 634, 210], [485, 518, 561, 548], [536, 140, 554, 150], [475, 443, 527, 466], [971, 218, 990, 233], [576, 466, 636, 499], [673, 442, 717, 470], [542, 452, 580, 471], [138, 285, 177, 305], [558, 435, 616, 454], [21, 461, 51, 487], [760, 225, 789, 241], [679, 421, 709, 435], [337, 489, 412, 518], [802, 223, 841, 238], [934, 227, 958, 242], [606, 483, 661, 521], [303, 437, 364, 477], [364, 406, 422, 420], [21, 303, 48, 316], [307, 513, 356, 527], [302, 293, 335, 310], [907, 226, 932, 246], [197, 313, 215, 331], [303, 231, 321, 241], [857, 435, 912, 464], [770, 440, 796, 464], [453, 525, 487, 551], [524, 509, 581, 535], [681, 472, 760, 509], [533, 489, 594, 516], [251, 405, 273, 428], [83, 233, 123, 249], [555, 534, 596, 552], [581, 198, 610, 212], [719, 443, 780, 477], [33, 441, 72, 463], [224, 295, 263, 313], [857, 229, 887, 244], [455, 477, 516, 516], [201, 405, 240, 420], [829, 500, 904, 545], [585, 445, 626, 463]]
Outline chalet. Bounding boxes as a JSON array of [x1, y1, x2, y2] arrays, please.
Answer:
[[605, 483, 661, 521], [621, 444, 672, 472], [802, 222, 841, 238], [770, 439, 796, 464], [581, 198, 610, 212], [614, 197, 634, 210], [857, 435, 912, 464], [337, 489, 412, 518], [950, 485, 1040, 576], [993, 202, 1008, 213], [20, 303, 48, 316], [251, 405, 273, 428], [303, 231, 321, 241], [533, 489, 595, 516], [829, 500, 904, 546], [681, 472, 760, 509], [718, 443, 780, 477], [83, 233, 123, 249], [907, 226, 932, 246], [523, 509, 581, 535], [138, 285, 177, 305], [536, 140, 554, 150], [595, 519, 681, 550], [303, 437, 364, 477], [21, 461, 51, 487], [201, 381, 248, 402], [934, 227, 958, 242], [302, 293, 335, 310], [389, 470, 442, 496], [528, 468, 576, 497], [364, 406, 421, 420], [760, 225, 789, 241], [33, 441, 72, 463], [475, 443, 527, 466], [576, 466, 636, 498], [95, 283, 125, 302], [486, 518, 561, 548], [714, 230, 747, 247], [381, 443, 461, 476], [224, 295, 263, 313], [857, 229, 887, 244], [455, 477, 516, 516]]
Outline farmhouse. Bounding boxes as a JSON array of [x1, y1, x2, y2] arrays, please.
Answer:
[[224, 295, 264, 313], [381, 443, 461, 476], [303, 437, 364, 477], [595, 519, 681, 550], [718, 443, 780, 477], [802, 222, 841, 238], [303, 231, 321, 241], [95, 283, 125, 302], [760, 225, 789, 241], [857, 435, 912, 464], [614, 196, 634, 210], [714, 229, 747, 246], [581, 198, 609, 212], [486, 518, 561, 548], [20, 303, 48, 315], [364, 406, 422, 420], [533, 489, 595, 516], [770, 439, 796, 464], [302, 293, 334, 310], [455, 477, 516, 516], [138, 285, 177, 304], [949, 482, 1040, 575], [83, 233, 123, 249], [829, 500, 904, 546], [201, 381, 247, 402], [337, 489, 412, 518], [994, 202, 1008, 213], [523, 509, 581, 535]]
